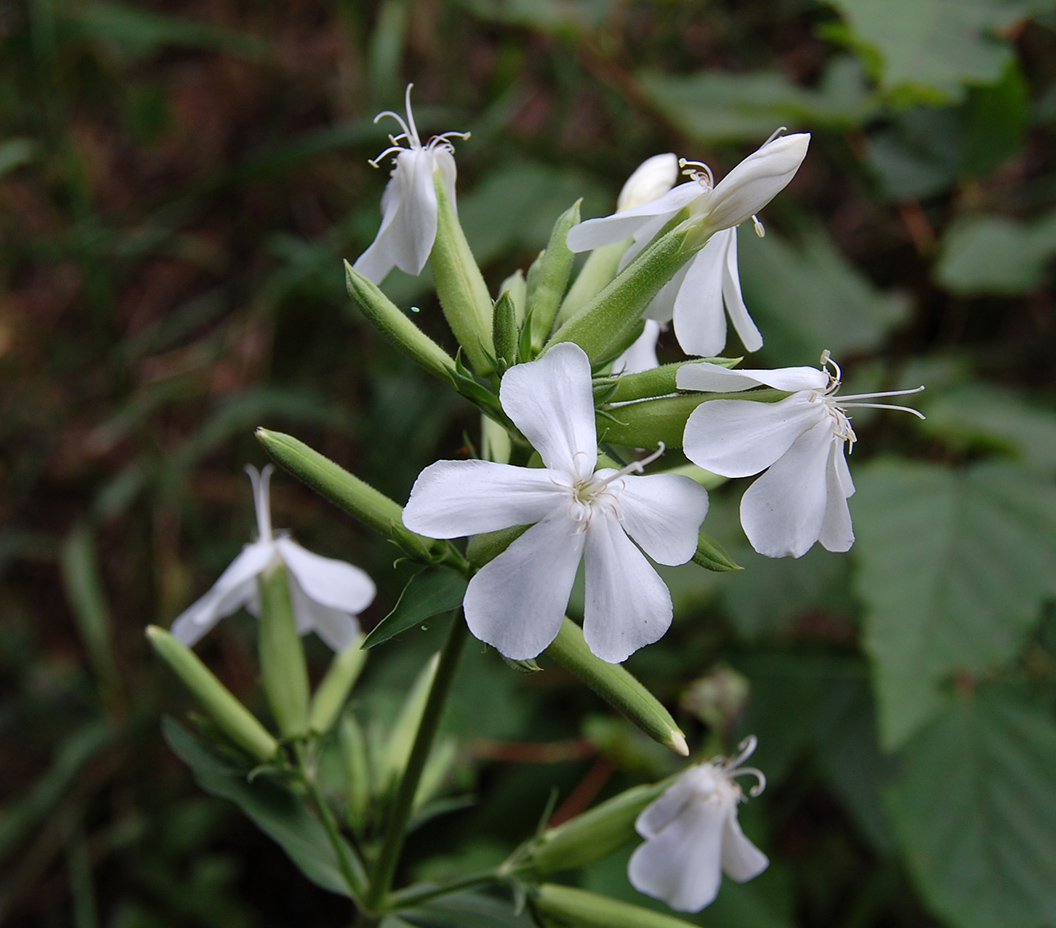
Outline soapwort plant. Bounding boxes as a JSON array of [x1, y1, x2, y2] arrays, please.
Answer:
[[148, 87, 924, 928]]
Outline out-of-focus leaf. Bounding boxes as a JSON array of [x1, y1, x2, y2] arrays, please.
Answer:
[[737, 227, 910, 366], [162, 718, 353, 897], [364, 568, 467, 650], [640, 58, 876, 144], [822, 0, 1049, 102], [887, 686, 1056, 928], [865, 106, 963, 200], [456, 0, 614, 32], [935, 213, 1056, 296], [920, 381, 1056, 472], [67, 2, 270, 60], [853, 460, 1056, 748], [368, 0, 409, 107], [402, 890, 536, 927], [963, 62, 1030, 174], [0, 138, 36, 177]]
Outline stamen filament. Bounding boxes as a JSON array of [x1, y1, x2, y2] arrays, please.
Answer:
[[842, 402, 927, 419]]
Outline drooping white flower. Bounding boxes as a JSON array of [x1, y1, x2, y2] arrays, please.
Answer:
[[628, 736, 769, 913], [353, 84, 469, 283], [566, 132, 810, 358], [678, 354, 924, 558], [172, 465, 376, 651], [401, 343, 709, 663]]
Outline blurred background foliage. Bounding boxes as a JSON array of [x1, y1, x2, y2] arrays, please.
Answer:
[[2, 0, 1056, 926]]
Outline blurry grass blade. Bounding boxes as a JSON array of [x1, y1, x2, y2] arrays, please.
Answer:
[[363, 567, 468, 649], [378, 652, 440, 793], [69, 2, 270, 61], [527, 200, 580, 353], [367, 0, 408, 105], [310, 636, 368, 735], [147, 627, 279, 762], [0, 721, 110, 860], [66, 829, 98, 928], [412, 737, 457, 816], [543, 618, 688, 756], [60, 525, 121, 697]]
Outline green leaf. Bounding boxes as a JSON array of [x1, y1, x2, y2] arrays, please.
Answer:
[[162, 718, 353, 897], [853, 460, 1056, 747], [935, 213, 1056, 296], [737, 227, 910, 366], [822, 0, 1046, 102], [887, 687, 1056, 928], [401, 890, 536, 928], [920, 381, 1056, 472], [363, 568, 468, 649]]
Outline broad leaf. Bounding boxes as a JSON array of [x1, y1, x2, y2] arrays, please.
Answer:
[[363, 567, 468, 649], [853, 460, 1056, 747], [935, 213, 1056, 296], [887, 687, 1056, 928], [162, 718, 353, 897]]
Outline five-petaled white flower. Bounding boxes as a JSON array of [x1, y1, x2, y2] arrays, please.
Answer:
[[566, 132, 810, 358], [401, 342, 710, 663], [353, 84, 469, 283], [172, 465, 376, 651], [628, 735, 769, 912], [678, 353, 924, 558]]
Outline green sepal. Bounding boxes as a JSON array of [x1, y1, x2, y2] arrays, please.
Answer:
[[594, 358, 743, 404], [492, 288, 520, 369], [451, 351, 510, 427], [527, 200, 581, 354], [543, 618, 688, 756], [339, 714, 371, 834], [517, 777, 674, 877], [255, 429, 468, 574], [431, 174, 495, 375], [362, 567, 468, 649], [693, 530, 741, 572], [555, 239, 628, 328], [595, 388, 789, 449], [502, 655, 543, 673], [546, 219, 695, 365], [466, 524, 529, 568], [344, 261, 457, 384], [257, 565, 310, 740], [309, 636, 368, 735], [531, 884, 702, 928], [147, 626, 278, 762]]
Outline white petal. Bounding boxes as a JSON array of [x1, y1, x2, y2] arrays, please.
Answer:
[[566, 182, 702, 252], [636, 767, 716, 838], [287, 574, 361, 651], [582, 510, 673, 663], [275, 537, 376, 615], [721, 809, 769, 882], [170, 542, 274, 646], [403, 460, 562, 538], [818, 441, 855, 553], [500, 343, 597, 479], [643, 262, 688, 323], [617, 473, 709, 565], [352, 148, 441, 282], [683, 393, 825, 478], [618, 153, 679, 211], [672, 232, 729, 357], [721, 229, 763, 353], [705, 133, 810, 232], [463, 511, 584, 659], [628, 798, 725, 912], [677, 361, 827, 393], [612, 319, 661, 375], [740, 416, 835, 558]]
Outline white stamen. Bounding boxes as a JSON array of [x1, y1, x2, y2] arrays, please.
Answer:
[[751, 214, 765, 238], [763, 125, 788, 146], [678, 157, 714, 189], [366, 83, 469, 168]]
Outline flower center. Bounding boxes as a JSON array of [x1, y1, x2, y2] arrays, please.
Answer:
[[567, 444, 666, 528]]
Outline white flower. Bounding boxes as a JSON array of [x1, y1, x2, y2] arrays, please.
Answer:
[[628, 736, 769, 913], [678, 353, 924, 558], [352, 84, 469, 283], [566, 132, 810, 358], [401, 343, 709, 663], [617, 153, 680, 212], [172, 465, 376, 651]]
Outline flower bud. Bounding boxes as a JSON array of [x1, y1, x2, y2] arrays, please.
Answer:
[[617, 153, 679, 212], [257, 564, 310, 739], [526, 200, 581, 354], [531, 884, 701, 928], [544, 617, 688, 756], [146, 626, 278, 762]]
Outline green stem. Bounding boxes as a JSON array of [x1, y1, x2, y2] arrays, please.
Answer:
[[364, 614, 470, 911], [386, 868, 503, 910], [295, 742, 369, 902]]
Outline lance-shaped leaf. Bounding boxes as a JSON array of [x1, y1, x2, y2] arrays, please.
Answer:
[[362, 567, 468, 649]]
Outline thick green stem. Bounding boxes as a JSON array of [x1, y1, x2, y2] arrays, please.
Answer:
[[294, 743, 369, 902], [364, 614, 470, 911]]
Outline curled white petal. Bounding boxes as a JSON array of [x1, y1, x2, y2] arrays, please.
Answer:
[[288, 575, 362, 651], [720, 810, 770, 882], [275, 537, 376, 615], [566, 182, 701, 253], [677, 361, 827, 393], [672, 232, 730, 357]]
